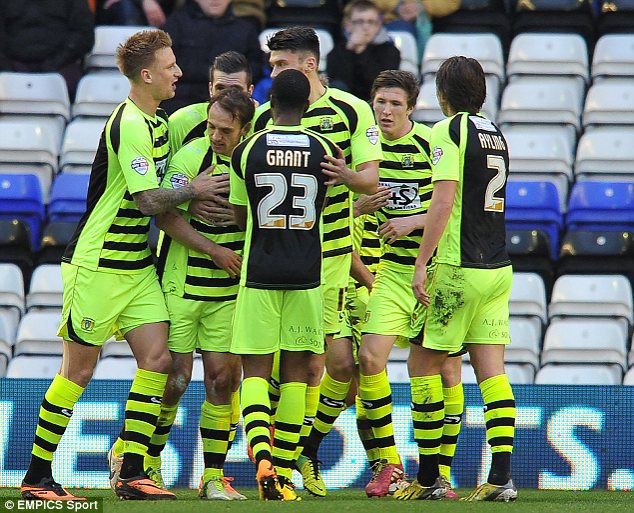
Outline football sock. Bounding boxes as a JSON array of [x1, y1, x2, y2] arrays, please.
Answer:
[[200, 401, 232, 471], [272, 382, 306, 480], [241, 377, 272, 465], [438, 382, 464, 482]]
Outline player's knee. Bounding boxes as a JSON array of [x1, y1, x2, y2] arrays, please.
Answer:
[[67, 366, 94, 388], [328, 357, 355, 381], [205, 367, 232, 393], [357, 347, 379, 374]]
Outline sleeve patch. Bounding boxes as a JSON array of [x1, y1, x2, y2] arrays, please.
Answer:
[[365, 126, 379, 145], [169, 172, 190, 188], [432, 146, 444, 165], [131, 156, 149, 175]]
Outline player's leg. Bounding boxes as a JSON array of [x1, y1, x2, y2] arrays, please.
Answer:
[[231, 286, 282, 501], [462, 267, 517, 502], [438, 355, 464, 499]]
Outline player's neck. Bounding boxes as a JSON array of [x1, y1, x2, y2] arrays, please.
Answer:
[[273, 114, 301, 126], [128, 87, 160, 118], [308, 75, 326, 105]]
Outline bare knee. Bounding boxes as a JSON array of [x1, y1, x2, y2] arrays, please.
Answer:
[[327, 354, 355, 382], [358, 346, 380, 376], [138, 348, 173, 374], [66, 366, 94, 388]]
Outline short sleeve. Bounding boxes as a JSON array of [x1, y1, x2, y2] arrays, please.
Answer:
[[349, 98, 383, 169], [161, 144, 197, 211], [117, 114, 160, 195], [229, 146, 247, 206], [430, 118, 460, 182]]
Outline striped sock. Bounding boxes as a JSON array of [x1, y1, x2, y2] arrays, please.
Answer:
[[355, 395, 379, 466], [272, 382, 306, 480], [294, 385, 319, 460], [411, 375, 444, 486], [120, 368, 168, 478], [359, 370, 399, 464], [200, 401, 232, 473], [303, 372, 350, 457], [25, 374, 84, 483], [439, 382, 464, 481], [241, 377, 272, 464], [480, 374, 515, 485], [228, 390, 240, 450], [146, 403, 178, 458]]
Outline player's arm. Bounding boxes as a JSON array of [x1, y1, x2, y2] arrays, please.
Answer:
[[350, 250, 374, 291], [379, 214, 427, 244], [353, 186, 391, 217], [321, 146, 379, 195], [155, 209, 241, 278]]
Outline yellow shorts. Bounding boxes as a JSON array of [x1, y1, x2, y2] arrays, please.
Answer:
[[165, 293, 234, 353], [231, 286, 325, 355], [322, 252, 352, 335], [58, 263, 169, 346], [423, 263, 513, 353]]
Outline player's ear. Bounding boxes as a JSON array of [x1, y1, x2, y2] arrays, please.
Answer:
[[241, 122, 251, 137], [304, 56, 317, 74], [140, 68, 152, 84]]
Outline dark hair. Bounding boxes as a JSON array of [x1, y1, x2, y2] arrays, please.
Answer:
[[116, 29, 172, 80], [371, 70, 420, 109], [209, 51, 252, 85], [267, 26, 320, 63], [208, 88, 255, 128], [270, 69, 310, 116], [344, 0, 381, 19], [435, 56, 486, 114]]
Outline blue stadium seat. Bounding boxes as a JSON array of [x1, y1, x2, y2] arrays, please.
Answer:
[[506, 181, 563, 260], [0, 174, 44, 250], [566, 181, 634, 232], [48, 174, 90, 222]]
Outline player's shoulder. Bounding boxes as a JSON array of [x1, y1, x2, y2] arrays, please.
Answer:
[[168, 102, 207, 125], [177, 135, 209, 157], [304, 127, 337, 153], [325, 87, 369, 111], [412, 121, 432, 140]]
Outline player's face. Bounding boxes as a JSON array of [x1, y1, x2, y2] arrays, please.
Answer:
[[147, 47, 182, 101], [269, 50, 309, 79], [372, 87, 413, 140], [209, 70, 252, 97], [207, 102, 248, 156]]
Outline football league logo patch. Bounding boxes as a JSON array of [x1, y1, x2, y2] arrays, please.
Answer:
[[366, 126, 379, 145], [432, 146, 444, 165], [169, 172, 189, 188], [131, 156, 149, 175]]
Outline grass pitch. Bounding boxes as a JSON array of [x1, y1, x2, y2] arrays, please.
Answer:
[[1, 488, 633, 512]]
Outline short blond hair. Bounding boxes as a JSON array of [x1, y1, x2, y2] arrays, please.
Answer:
[[116, 29, 172, 80]]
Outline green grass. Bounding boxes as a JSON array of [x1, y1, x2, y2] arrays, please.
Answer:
[[1, 488, 633, 512]]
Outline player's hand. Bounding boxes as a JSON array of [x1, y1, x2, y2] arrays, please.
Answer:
[[379, 215, 425, 244], [321, 147, 355, 186], [209, 245, 242, 278], [354, 187, 391, 216], [190, 170, 230, 201], [412, 263, 429, 306], [142, 0, 166, 26]]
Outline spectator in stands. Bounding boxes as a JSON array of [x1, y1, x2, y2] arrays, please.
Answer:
[[327, 0, 400, 101], [0, 0, 95, 100], [162, 0, 263, 113], [97, 0, 184, 26]]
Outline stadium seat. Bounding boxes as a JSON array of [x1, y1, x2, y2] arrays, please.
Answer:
[[498, 77, 583, 138], [72, 72, 129, 118], [386, 30, 419, 75], [505, 363, 536, 384], [0, 219, 33, 285], [94, 356, 137, 379], [386, 361, 409, 383], [541, 318, 628, 370], [582, 81, 634, 129], [422, 33, 505, 83], [592, 34, 634, 80], [0, 72, 70, 121], [512, 0, 595, 51], [26, 264, 63, 310], [0, 263, 25, 317], [14, 310, 62, 356], [507, 316, 541, 369], [549, 274, 633, 328], [574, 128, 634, 182], [86, 25, 153, 71], [509, 272, 548, 325], [191, 358, 204, 382], [557, 230, 634, 286], [37, 221, 78, 265], [624, 366, 634, 385], [566, 181, 634, 232], [506, 228, 554, 294], [505, 181, 563, 260], [101, 339, 133, 358], [6, 355, 62, 379], [59, 119, 103, 172], [507, 33, 589, 89], [48, 174, 90, 222], [460, 363, 477, 384], [259, 28, 334, 72], [535, 363, 622, 385], [0, 174, 45, 250]]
